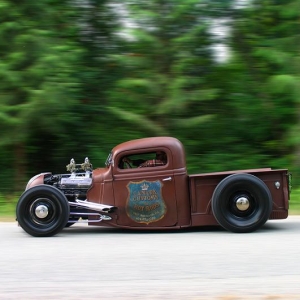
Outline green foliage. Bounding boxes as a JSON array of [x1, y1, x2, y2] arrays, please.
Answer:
[[289, 188, 300, 214], [201, 0, 300, 177], [106, 0, 218, 146], [1, 0, 300, 196], [0, 193, 17, 219]]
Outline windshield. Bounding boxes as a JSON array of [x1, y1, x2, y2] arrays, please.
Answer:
[[105, 152, 113, 167]]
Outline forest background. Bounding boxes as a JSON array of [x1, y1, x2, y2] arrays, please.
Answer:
[[1, 0, 300, 215]]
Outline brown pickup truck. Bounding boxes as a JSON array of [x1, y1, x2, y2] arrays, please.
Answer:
[[16, 137, 291, 237]]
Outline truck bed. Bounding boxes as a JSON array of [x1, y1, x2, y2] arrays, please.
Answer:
[[188, 168, 290, 227]]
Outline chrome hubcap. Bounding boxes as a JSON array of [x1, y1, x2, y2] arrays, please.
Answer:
[[35, 204, 49, 218], [235, 197, 250, 211]]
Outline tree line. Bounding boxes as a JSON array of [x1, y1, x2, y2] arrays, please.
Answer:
[[0, 0, 299, 195]]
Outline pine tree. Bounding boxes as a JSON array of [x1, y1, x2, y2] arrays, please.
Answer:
[[107, 0, 220, 145], [222, 0, 300, 174], [0, 0, 83, 191]]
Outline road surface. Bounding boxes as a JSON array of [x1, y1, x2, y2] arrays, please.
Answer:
[[1, 216, 300, 299]]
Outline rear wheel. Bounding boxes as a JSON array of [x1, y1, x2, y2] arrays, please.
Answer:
[[211, 173, 272, 233], [16, 185, 70, 237]]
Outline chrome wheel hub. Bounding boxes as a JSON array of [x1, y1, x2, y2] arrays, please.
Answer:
[[35, 204, 49, 218], [235, 197, 250, 211]]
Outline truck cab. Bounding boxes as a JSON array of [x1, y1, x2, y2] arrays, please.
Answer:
[[109, 137, 190, 228]]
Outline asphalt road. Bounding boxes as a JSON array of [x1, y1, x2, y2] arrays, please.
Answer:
[[1, 217, 300, 300]]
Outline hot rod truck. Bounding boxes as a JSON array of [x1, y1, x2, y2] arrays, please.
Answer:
[[16, 137, 291, 237]]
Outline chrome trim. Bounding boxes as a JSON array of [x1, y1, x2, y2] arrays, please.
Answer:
[[69, 199, 116, 213], [68, 212, 112, 223], [35, 204, 49, 218], [162, 177, 172, 181], [235, 197, 250, 211]]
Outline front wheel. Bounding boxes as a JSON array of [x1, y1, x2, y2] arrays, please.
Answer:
[[211, 173, 272, 233], [16, 185, 70, 237]]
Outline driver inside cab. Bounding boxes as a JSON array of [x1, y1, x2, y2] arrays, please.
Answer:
[[122, 151, 167, 168]]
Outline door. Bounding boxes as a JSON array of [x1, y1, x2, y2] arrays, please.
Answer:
[[113, 150, 178, 227]]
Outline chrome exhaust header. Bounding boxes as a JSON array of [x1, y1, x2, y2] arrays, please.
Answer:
[[69, 199, 116, 213], [68, 212, 113, 223]]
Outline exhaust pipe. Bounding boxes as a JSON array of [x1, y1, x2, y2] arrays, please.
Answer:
[[69, 199, 116, 213]]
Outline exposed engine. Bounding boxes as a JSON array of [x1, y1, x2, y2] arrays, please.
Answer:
[[41, 157, 115, 225], [44, 157, 93, 201]]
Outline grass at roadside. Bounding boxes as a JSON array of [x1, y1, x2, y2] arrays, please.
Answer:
[[0, 195, 17, 221], [1, 188, 300, 222], [289, 188, 300, 214]]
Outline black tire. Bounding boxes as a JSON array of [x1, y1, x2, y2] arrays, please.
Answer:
[[65, 217, 79, 227], [211, 173, 272, 233], [16, 185, 70, 237]]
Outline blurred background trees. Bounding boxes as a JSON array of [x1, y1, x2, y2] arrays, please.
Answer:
[[0, 0, 300, 195]]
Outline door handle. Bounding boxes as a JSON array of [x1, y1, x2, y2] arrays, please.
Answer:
[[162, 177, 172, 181]]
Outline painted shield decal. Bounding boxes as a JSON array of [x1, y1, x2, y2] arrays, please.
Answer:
[[126, 180, 167, 224]]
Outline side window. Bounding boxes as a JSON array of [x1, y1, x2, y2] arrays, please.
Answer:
[[119, 151, 167, 169]]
